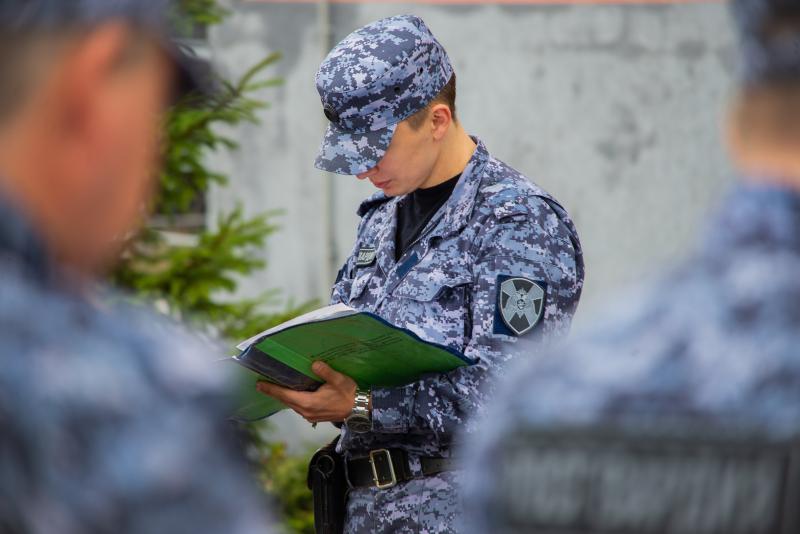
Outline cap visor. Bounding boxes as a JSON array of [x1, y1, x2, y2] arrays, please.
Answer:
[[315, 123, 397, 175]]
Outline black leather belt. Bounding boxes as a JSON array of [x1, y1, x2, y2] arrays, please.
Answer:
[[345, 448, 458, 490]]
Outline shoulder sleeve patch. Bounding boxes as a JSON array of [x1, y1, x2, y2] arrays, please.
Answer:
[[494, 274, 547, 337]]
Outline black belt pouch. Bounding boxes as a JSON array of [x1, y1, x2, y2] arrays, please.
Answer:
[[307, 436, 347, 534]]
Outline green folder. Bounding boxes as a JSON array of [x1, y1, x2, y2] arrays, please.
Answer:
[[229, 304, 473, 421]]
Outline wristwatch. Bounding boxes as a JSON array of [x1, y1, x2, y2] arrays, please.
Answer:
[[344, 387, 372, 433]]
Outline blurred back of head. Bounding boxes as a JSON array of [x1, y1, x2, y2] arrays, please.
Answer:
[[0, 1, 187, 281], [728, 0, 800, 182], [0, 2, 167, 114]]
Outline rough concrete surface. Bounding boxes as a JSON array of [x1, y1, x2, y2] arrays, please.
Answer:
[[207, 1, 736, 447]]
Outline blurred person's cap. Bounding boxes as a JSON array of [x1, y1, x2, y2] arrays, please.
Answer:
[[0, 0, 210, 98], [314, 14, 453, 175], [732, 0, 800, 84]]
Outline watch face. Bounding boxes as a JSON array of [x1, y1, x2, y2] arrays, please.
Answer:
[[346, 415, 371, 434]]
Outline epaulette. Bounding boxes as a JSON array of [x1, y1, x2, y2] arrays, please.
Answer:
[[483, 174, 568, 222], [357, 192, 392, 217]]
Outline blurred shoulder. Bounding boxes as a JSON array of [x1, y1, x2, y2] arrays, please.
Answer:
[[489, 253, 800, 436], [0, 263, 227, 405], [0, 260, 270, 533]]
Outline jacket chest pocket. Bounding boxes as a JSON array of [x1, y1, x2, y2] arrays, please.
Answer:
[[388, 268, 473, 348], [347, 266, 382, 305]]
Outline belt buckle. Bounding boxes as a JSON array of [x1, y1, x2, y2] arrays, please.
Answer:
[[369, 449, 397, 490]]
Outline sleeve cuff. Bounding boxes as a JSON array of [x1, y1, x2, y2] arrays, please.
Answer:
[[370, 385, 413, 433]]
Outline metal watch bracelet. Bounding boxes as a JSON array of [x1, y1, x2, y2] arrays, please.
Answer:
[[345, 387, 372, 433]]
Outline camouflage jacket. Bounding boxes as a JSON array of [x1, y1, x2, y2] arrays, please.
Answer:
[[331, 137, 584, 462], [463, 181, 800, 533], [0, 196, 273, 533]]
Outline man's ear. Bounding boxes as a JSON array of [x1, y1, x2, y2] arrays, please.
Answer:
[[430, 103, 453, 141], [52, 23, 132, 147]]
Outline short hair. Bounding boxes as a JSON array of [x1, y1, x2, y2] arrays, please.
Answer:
[[0, 28, 159, 124], [406, 73, 457, 130], [0, 32, 71, 122], [0, 0, 179, 124]]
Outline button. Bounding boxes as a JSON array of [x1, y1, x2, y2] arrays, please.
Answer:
[[323, 103, 339, 123]]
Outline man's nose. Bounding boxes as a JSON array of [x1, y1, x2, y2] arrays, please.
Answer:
[[356, 166, 378, 180]]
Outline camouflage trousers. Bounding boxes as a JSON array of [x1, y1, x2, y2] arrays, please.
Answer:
[[344, 471, 462, 533]]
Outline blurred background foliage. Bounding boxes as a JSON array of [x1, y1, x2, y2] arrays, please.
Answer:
[[109, 1, 317, 532]]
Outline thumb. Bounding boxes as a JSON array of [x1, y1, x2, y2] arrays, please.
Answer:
[[311, 361, 341, 384]]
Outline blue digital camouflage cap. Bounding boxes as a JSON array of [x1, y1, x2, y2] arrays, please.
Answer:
[[731, 0, 800, 84], [315, 15, 454, 175], [0, 0, 207, 96]]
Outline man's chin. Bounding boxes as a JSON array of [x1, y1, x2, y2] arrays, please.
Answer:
[[381, 184, 410, 197]]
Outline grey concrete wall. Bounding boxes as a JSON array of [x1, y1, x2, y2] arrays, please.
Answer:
[[207, 1, 736, 447]]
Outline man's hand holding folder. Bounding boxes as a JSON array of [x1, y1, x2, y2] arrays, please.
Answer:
[[256, 361, 363, 424], [229, 303, 473, 422]]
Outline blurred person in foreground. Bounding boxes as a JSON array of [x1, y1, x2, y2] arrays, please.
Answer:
[[463, 0, 800, 532], [0, 2, 273, 532]]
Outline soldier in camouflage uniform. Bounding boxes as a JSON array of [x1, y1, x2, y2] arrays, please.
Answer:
[[463, 1, 800, 533], [255, 15, 584, 533], [0, 2, 273, 532]]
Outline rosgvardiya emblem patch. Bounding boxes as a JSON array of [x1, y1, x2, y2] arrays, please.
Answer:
[[497, 277, 545, 336]]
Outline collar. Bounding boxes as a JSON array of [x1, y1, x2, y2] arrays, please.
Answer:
[[0, 188, 53, 285], [434, 135, 490, 238], [355, 135, 490, 229]]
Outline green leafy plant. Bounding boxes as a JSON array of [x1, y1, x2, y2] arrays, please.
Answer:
[[111, 41, 309, 341], [157, 52, 283, 218], [250, 429, 316, 534], [172, 0, 229, 35]]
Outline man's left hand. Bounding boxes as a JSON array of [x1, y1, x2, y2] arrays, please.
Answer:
[[256, 361, 358, 424]]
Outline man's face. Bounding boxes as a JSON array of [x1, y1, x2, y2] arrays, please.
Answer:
[[30, 25, 174, 275], [356, 117, 441, 197], [83, 36, 173, 265]]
